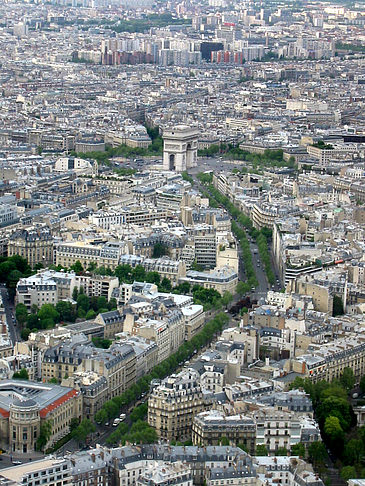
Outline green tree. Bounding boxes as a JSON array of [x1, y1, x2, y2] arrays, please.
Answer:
[[132, 265, 146, 281], [86, 309, 97, 320], [21, 327, 31, 340], [56, 301, 75, 323], [236, 281, 250, 296], [72, 287, 79, 301], [220, 437, 230, 446], [92, 337, 112, 349], [291, 443, 305, 457], [13, 368, 29, 380], [343, 438, 364, 465], [36, 420, 52, 451], [324, 416, 344, 454], [95, 409, 108, 424], [222, 291, 233, 309], [308, 441, 327, 465], [256, 444, 268, 456], [38, 304, 60, 323], [97, 296, 108, 310], [77, 294, 90, 312], [72, 419, 96, 443], [340, 367, 355, 392], [16, 303, 29, 325], [146, 271, 160, 285], [333, 295, 344, 316], [160, 277, 172, 292], [70, 260, 84, 274], [152, 242, 168, 258], [275, 447, 288, 456], [48, 377, 58, 384], [115, 264, 133, 283], [340, 466, 357, 482], [360, 375, 365, 394]]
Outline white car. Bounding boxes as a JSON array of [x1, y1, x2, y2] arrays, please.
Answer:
[[112, 419, 121, 426], [119, 414, 126, 421]]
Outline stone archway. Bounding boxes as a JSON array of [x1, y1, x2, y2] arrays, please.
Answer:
[[169, 153, 175, 170]]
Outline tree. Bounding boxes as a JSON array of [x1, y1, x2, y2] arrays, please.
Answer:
[[115, 264, 133, 283], [291, 443, 305, 457], [70, 260, 84, 274], [220, 437, 230, 446], [222, 291, 233, 309], [77, 294, 90, 312], [86, 309, 97, 320], [56, 301, 75, 323], [333, 295, 344, 316], [360, 375, 365, 394], [132, 265, 146, 281], [275, 447, 288, 456], [236, 281, 249, 297], [92, 337, 112, 349], [256, 445, 268, 456], [340, 466, 357, 482], [16, 303, 29, 325], [72, 419, 96, 443], [308, 441, 326, 465], [97, 296, 108, 310], [343, 438, 364, 465], [146, 271, 160, 285], [13, 368, 29, 380], [324, 416, 344, 454], [36, 420, 52, 451], [48, 377, 58, 384], [152, 243, 168, 258], [38, 304, 60, 323], [340, 367, 355, 392], [21, 327, 31, 340], [160, 277, 172, 292], [95, 409, 108, 424], [72, 287, 79, 301]]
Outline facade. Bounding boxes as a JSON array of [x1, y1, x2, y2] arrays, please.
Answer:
[[0, 380, 82, 453], [192, 410, 256, 453], [16, 270, 119, 310], [42, 338, 136, 400], [181, 266, 238, 295], [163, 125, 199, 172], [148, 369, 212, 441], [55, 241, 124, 270], [0, 458, 72, 486], [8, 227, 54, 268], [136, 461, 193, 486]]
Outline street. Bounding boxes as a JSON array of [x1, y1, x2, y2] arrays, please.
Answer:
[[1, 286, 18, 345]]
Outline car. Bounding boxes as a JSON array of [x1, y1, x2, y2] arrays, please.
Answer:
[[251, 287, 255, 292], [105, 422, 109, 426], [12, 461, 22, 465], [112, 419, 121, 426], [119, 414, 126, 421]]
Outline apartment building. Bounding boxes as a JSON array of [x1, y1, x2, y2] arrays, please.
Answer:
[[16, 270, 119, 310], [0, 380, 82, 453], [90, 207, 167, 230], [181, 266, 238, 295], [55, 241, 125, 270], [42, 337, 136, 399], [192, 410, 256, 453], [182, 304, 205, 340], [148, 369, 213, 441], [8, 226, 54, 268], [137, 462, 193, 486], [288, 336, 365, 383], [0, 458, 72, 486]]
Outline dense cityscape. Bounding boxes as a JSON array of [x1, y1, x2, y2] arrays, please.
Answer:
[[0, 0, 364, 485]]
